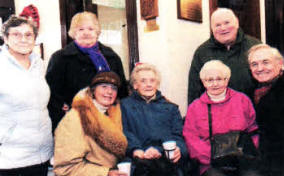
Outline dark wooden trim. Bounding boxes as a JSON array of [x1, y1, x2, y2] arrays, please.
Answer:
[[59, 0, 67, 48], [0, 0, 15, 22], [265, 0, 284, 52], [126, 0, 139, 72], [84, 0, 97, 14]]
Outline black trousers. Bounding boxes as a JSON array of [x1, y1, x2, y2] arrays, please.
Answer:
[[0, 161, 49, 176], [132, 157, 179, 176]]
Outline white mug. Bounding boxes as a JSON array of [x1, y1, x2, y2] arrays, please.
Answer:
[[162, 141, 176, 160]]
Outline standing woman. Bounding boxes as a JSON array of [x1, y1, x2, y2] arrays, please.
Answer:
[[46, 11, 128, 132], [0, 16, 53, 176]]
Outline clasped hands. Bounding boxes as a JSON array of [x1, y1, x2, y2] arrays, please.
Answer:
[[133, 146, 181, 163]]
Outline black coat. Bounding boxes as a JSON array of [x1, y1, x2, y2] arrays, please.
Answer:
[[46, 42, 128, 132], [187, 29, 261, 104], [255, 75, 284, 176]]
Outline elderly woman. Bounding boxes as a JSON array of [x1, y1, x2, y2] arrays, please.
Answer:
[[121, 63, 188, 176], [248, 44, 284, 176], [46, 11, 128, 132], [54, 71, 128, 176], [0, 16, 53, 175], [183, 60, 260, 176]]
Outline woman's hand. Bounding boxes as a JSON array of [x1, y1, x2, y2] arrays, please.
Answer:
[[133, 149, 145, 159], [171, 147, 181, 163], [144, 147, 161, 159], [108, 169, 127, 176]]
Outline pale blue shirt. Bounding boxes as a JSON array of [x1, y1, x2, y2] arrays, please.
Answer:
[[0, 45, 53, 169]]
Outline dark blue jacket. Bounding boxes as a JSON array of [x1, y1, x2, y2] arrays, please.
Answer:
[[121, 91, 188, 160]]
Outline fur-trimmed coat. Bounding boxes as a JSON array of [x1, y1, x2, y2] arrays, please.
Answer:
[[54, 88, 127, 176]]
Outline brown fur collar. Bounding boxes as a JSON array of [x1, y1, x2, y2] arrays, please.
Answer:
[[72, 88, 127, 158]]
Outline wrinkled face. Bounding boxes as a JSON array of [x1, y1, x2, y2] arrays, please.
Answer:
[[93, 83, 118, 107], [249, 48, 283, 83], [202, 69, 229, 96], [73, 18, 100, 47], [211, 11, 239, 46], [133, 70, 159, 100], [4, 24, 35, 56]]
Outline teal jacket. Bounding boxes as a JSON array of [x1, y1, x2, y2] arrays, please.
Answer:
[[188, 28, 261, 104]]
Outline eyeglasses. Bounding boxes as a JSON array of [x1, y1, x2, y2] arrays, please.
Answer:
[[203, 77, 228, 84], [8, 32, 35, 40]]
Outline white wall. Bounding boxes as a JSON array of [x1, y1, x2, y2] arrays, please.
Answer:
[[14, 0, 62, 67], [136, 0, 210, 116], [12, 0, 265, 116]]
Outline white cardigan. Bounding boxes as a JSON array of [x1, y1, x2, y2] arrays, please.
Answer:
[[0, 45, 53, 169]]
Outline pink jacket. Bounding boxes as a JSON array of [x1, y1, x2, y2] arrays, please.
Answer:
[[183, 88, 258, 173]]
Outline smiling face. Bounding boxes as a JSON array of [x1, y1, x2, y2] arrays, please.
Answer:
[[249, 48, 283, 83], [93, 83, 118, 107], [4, 24, 35, 56], [133, 70, 159, 100], [73, 17, 100, 47], [202, 69, 229, 96], [211, 9, 239, 47]]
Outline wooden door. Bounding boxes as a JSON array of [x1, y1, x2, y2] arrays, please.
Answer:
[[209, 0, 261, 40], [265, 0, 284, 53]]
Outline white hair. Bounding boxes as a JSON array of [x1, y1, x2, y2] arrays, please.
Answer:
[[200, 60, 231, 80]]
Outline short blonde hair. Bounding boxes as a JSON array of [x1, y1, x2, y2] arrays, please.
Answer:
[[200, 60, 231, 80], [248, 44, 284, 62], [68, 11, 101, 39], [130, 63, 161, 86]]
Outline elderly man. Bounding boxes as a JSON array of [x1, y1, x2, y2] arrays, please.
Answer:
[[248, 44, 284, 176], [188, 8, 261, 104], [121, 63, 189, 176]]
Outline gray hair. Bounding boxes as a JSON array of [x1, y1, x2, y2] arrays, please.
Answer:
[[211, 8, 239, 26], [1, 15, 38, 38], [200, 60, 231, 80], [130, 63, 161, 86], [248, 44, 284, 62]]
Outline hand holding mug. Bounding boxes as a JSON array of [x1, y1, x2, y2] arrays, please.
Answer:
[[171, 147, 181, 163]]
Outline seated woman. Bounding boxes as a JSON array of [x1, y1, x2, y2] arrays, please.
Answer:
[[248, 44, 284, 176], [121, 63, 188, 176], [53, 72, 128, 176], [183, 60, 260, 176]]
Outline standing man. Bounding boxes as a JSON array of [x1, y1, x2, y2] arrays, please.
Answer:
[[188, 8, 261, 104]]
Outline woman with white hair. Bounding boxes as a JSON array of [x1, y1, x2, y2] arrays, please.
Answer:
[[183, 60, 260, 176], [46, 11, 128, 132], [121, 63, 189, 176]]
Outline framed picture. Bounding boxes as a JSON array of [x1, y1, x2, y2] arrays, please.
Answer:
[[140, 0, 159, 20], [177, 0, 202, 23]]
